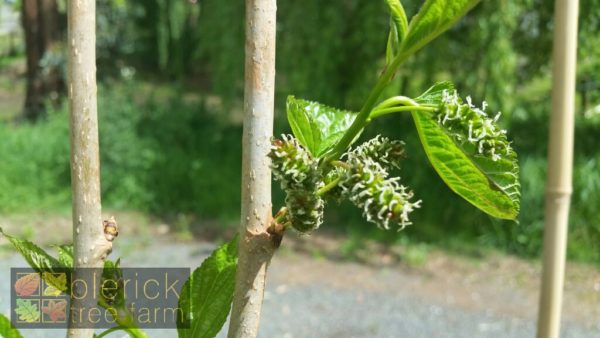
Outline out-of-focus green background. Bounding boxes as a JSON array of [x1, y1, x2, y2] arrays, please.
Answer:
[[1, 0, 599, 263]]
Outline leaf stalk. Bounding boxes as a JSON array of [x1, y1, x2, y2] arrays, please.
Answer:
[[370, 105, 436, 119], [323, 51, 411, 166], [317, 177, 342, 196]]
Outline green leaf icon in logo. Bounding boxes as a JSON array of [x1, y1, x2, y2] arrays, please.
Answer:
[[15, 299, 40, 323], [42, 272, 67, 296]]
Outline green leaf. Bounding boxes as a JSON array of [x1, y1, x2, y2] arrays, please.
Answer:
[[177, 236, 238, 338], [0, 313, 23, 338], [0, 229, 62, 273], [286, 96, 358, 157], [100, 259, 126, 309], [412, 111, 519, 219], [401, 0, 480, 57], [15, 299, 40, 323], [385, 0, 408, 39], [55, 245, 73, 268], [414, 81, 454, 104], [0, 229, 73, 295], [385, 0, 409, 65], [411, 83, 520, 219]]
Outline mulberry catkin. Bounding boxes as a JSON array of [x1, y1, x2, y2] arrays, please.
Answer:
[[338, 136, 421, 230], [350, 135, 405, 170], [437, 90, 511, 162], [269, 135, 324, 233]]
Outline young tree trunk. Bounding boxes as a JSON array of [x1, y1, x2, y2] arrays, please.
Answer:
[[21, 0, 63, 121], [536, 1, 579, 338], [227, 0, 278, 337], [66, 1, 112, 337]]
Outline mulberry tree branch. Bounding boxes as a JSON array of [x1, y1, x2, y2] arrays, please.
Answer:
[[66, 1, 113, 337], [227, 0, 279, 337]]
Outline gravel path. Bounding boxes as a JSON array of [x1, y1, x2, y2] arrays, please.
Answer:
[[1, 239, 598, 338]]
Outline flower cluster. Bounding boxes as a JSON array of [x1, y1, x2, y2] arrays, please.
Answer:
[[320, 136, 405, 202], [269, 135, 324, 233], [337, 137, 421, 230], [437, 90, 511, 161], [270, 135, 419, 232]]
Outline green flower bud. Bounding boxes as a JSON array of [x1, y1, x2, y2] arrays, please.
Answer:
[[437, 90, 511, 162], [269, 135, 324, 233]]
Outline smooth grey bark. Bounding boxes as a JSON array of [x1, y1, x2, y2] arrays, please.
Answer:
[[536, 0, 579, 338], [227, 0, 278, 337], [66, 1, 112, 337]]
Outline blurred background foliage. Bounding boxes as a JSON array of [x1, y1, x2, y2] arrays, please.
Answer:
[[0, 0, 599, 263]]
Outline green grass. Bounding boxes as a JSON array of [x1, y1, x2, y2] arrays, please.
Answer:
[[0, 80, 243, 222], [0, 55, 25, 121], [0, 34, 22, 58]]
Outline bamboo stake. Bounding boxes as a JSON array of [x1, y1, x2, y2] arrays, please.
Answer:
[[227, 0, 278, 337], [67, 1, 112, 337], [536, 0, 579, 337]]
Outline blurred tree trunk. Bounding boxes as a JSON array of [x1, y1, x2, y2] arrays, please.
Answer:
[[21, 0, 62, 121], [536, 1, 579, 338]]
